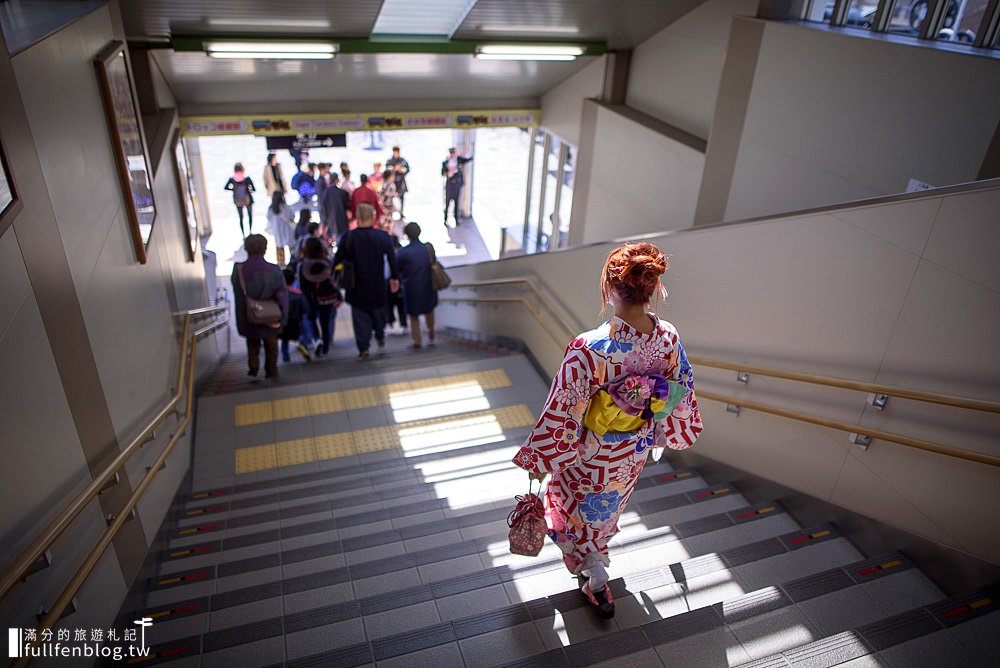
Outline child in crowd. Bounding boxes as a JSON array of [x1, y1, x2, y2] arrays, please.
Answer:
[[279, 268, 312, 363]]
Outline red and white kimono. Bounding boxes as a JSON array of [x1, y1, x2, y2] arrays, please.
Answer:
[[512, 315, 703, 574]]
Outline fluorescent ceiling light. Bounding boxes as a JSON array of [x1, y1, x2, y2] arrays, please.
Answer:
[[209, 51, 334, 60], [207, 18, 332, 29], [373, 0, 477, 37], [475, 53, 577, 61], [474, 44, 585, 60], [476, 44, 585, 56], [205, 41, 337, 54]]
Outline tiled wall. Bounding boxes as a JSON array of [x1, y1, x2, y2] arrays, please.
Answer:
[[439, 183, 1000, 565], [0, 0, 218, 634]]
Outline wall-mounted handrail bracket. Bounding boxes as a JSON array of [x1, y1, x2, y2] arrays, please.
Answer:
[[146, 461, 167, 473], [99, 472, 120, 494], [141, 430, 156, 447], [22, 551, 52, 582], [737, 371, 750, 384], [851, 433, 872, 450], [870, 393, 889, 410], [726, 403, 742, 416], [36, 598, 76, 623]]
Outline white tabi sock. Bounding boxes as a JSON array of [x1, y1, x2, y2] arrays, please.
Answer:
[[581, 563, 609, 592]]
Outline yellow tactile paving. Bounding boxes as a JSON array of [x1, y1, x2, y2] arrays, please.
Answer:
[[232, 369, 514, 427], [235, 443, 277, 474], [276, 438, 317, 467], [233, 402, 536, 474]]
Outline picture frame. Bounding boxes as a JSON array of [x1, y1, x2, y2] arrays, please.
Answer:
[[0, 135, 22, 237], [171, 129, 200, 262], [94, 41, 155, 264]]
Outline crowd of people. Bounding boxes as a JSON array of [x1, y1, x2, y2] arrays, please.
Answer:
[[229, 144, 460, 379]]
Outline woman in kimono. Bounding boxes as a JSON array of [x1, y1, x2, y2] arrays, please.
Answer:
[[512, 242, 702, 618]]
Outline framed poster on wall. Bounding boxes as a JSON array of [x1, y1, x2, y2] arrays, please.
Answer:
[[171, 129, 200, 262], [0, 135, 22, 236], [95, 40, 155, 264]]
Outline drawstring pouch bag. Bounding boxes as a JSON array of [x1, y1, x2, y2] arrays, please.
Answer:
[[507, 480, 546, 557]]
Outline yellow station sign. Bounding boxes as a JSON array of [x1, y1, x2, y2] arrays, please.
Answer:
[[180, 109, 540, 137]]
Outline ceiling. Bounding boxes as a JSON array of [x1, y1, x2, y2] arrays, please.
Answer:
[[121, 0, 708, 110]]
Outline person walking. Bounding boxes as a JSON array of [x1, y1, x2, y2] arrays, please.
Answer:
[[298, 237, 340, 358], [378, 169, 397, 233], [349, 173, 383, 223], [395, 222, 438, 348], [231, 234, 287, 380], [339, 163, 356, 195], [263, 152, 288, 199], [441, 147, 472, 226], [511, 242, 703, 619], [321, 172, 350, 238], [386, 145, 410, 216], [265, 192, 296, 266], [224, 163, 256, 237], [332, 203, 399, 358]]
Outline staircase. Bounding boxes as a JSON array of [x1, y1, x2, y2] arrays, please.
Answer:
[[111, 338, 1000, 667]]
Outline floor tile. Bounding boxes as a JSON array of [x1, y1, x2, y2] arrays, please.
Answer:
[[436, 584, 512, 622], [728, 606, 821, 660], [796, 587, 888, 637], [651, 627, 753, 668], [201, 636, 285, 668], [363, 600, 441, 639], [210, 597, 283, 631], [378, 642, 465, 668], [535, 606, 621, 650], [284, 618, 366, 660], [458, 622, 548, 666], [878, 631, 979, 668]]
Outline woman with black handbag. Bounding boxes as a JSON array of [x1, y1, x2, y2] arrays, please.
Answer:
[[231, 234, 287, 379]]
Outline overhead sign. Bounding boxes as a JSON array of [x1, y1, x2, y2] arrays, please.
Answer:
[[265, 134, 348, 150], [180, 109, 540, 137]]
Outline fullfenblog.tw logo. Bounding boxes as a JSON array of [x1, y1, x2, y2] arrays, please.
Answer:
[[8, 617, 153, 661]]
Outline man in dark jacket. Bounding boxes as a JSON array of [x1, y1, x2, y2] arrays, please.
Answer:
[[386, 145, 410, 215], [321, 172, 351, 238], [333, 204, 399, 358], [441, 147, 472, 226], [231, 234, 288, 379]]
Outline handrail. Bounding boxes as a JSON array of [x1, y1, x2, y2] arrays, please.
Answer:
[[440, 283, 999, 468], [438, 296, 566, 350], [14, 316, 228, 666], [696, 389, 1000, 468], [448, 277, 583, 337], [0, 305, 228, 605], [688, 357, 1000, 415]]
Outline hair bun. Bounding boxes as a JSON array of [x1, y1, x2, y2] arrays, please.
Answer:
[[601, 242, 668, 306]]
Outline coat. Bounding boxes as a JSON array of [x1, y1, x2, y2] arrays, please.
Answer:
[[333, 227, 398, 309], [231, 255, 288, 339], [263, 163, 288, 198], [442, 155, 472, 193], [386, 156, 410, 195], [349, 184, 383, 220], [321, 185, 350, 238], [396, 241, 438, 316]]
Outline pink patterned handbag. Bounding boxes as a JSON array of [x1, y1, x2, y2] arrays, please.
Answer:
[[507, 482, 546, 557]]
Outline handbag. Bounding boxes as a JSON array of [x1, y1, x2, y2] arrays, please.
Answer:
[[335, 231, 357, 291], [237, 264, 282, 325], [427, 244, 452, 291], [507, 480, 546, 557]]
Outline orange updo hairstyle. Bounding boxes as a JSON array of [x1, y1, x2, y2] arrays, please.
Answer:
[[600, 242, 668, 307]]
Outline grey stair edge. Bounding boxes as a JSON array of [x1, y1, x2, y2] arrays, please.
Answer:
[[149, 481, 745, 591], [161, 469, 707, 563]]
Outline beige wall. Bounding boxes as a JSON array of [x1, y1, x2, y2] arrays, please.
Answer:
[[705, 19, 1000, 222], [0, 1, 218, 634], [438, 181, 1000, 565], [626, 0, 759, 140], [571, 102, 705, 245], [539, 57, 606, 146]]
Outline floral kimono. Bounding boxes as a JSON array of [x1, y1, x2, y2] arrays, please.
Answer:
[[512, 315, 703, 574]]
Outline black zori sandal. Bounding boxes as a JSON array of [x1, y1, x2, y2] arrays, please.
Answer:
[[580, 578, 616, 619]]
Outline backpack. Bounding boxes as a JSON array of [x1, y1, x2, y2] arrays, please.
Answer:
[[232, 179, 252, 207], [303, 258, 341, 306]]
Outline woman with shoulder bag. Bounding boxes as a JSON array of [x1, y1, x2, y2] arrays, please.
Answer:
[[511, 242, 703, 619], [395, 222, 439, 348], [298, 237, 341, 358], [231, 234, 288, 379]]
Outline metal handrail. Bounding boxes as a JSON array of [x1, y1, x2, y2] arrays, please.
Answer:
[[440, 282, 999, 468], [438, 296, 566, 349], [13, 316, 228, 666], [0, 305, 228, 605], [448, 277, 582, 338], [688, 357, 1000, 415], [697, 389, 1000, 467]]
